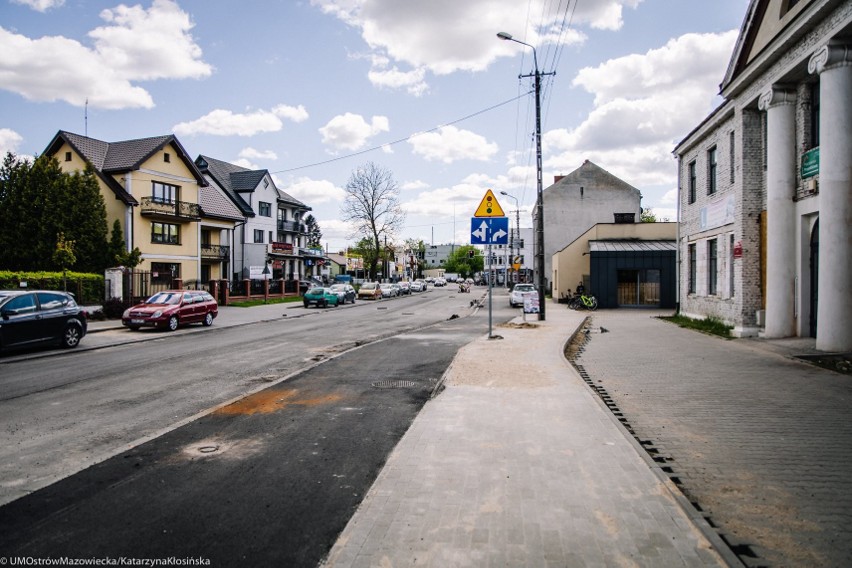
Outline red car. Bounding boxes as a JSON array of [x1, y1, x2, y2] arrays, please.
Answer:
[[122, 290, 218, 331]]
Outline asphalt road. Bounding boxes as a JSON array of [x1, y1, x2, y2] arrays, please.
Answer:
[[0, 286, 515, 565]]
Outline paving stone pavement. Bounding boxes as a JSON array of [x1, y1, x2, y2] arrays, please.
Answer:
[[324, 307, 730, 568], [571, 310, 852, 568]]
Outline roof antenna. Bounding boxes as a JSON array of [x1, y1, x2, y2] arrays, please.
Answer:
[[84, 98, 88, 137]]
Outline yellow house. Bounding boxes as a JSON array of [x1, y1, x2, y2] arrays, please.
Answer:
[[44, 131, 224, 287]]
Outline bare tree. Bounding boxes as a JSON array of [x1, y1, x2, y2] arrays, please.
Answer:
[[341, 162, 406, 280]]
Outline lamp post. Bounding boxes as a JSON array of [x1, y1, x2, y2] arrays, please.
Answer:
[[497, 31, 552, 320], [500, 191, 520, 286]]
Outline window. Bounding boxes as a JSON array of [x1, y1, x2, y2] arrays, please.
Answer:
[[729, 131, 735, 184], [65, 151, 72, 162], [268, 231, 273, 244], [152, 222, 179, 244], [688, 243, 696, 294], [688, 161, 697, 204], [729, 234, 735, 297], [152, 181, 178, 204], [254, 230, 264, 244], [707, 147, 717, 195], [810, 82, 820, 149], [708, 239, 718, 295], [164, 152, 170, 163], [259, 202, 271, 217]]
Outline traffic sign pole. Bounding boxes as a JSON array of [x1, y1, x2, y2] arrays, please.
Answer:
[[488, 243, 493, 339]]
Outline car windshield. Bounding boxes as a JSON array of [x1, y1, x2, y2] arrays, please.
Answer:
[[308, 287, 325, 294], [515, 285, 534, 292], [146, 292, 182, 305], [362, 283, 376, 290], [329, 285, 344, 291]]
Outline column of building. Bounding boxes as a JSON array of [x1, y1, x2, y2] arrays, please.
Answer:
[[809, 41, 852, 352], [757, 86, 797, 338]]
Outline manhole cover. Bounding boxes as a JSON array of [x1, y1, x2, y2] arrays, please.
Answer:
[[371, 380, 418, 389]]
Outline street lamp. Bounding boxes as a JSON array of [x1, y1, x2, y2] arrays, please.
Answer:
[[500, 191, 520, 286], [497, 31, 552, 320]]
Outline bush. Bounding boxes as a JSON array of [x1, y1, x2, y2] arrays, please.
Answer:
[[102, 297, 132, 319], [0, 270, 104, 304]]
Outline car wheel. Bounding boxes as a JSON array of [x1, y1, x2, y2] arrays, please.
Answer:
[[61, 323, 83, 348], [321, 300, 327, 308], [304, 301, 310, 308], [167, 315, 179, 331], [203, 312, 214, 326]]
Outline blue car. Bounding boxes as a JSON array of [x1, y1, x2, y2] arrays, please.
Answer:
[[303, 287, 340, 308]]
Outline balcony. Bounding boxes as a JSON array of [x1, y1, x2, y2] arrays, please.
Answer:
[[277, 220, 306, 233], [201, 244, 230, 260], [140, 197, 201, 221]]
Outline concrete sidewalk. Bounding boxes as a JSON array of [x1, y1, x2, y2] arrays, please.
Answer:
[[322, 307, 732, 567]]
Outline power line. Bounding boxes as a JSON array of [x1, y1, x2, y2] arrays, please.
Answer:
[[272, 92, 530, 175]]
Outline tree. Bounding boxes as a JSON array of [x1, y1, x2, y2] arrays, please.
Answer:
[[640, 207, 657, 223], [0, 153, 110, 272], [304, 214, 322, 248], [109, 219, 142, 268], [444, 245, 484, 278], [340, 162, 406, 280], [53, 232, 76, 291]]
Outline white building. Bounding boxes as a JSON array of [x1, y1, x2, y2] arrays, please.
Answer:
[[674, 0, 851, 351], [537, 161, 642, 290]]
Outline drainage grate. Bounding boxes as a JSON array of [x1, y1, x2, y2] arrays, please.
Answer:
[[371, 380, 418, 389]]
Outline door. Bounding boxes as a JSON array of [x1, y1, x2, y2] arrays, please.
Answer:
[[36, 291, 73, 341], [0, 293, 41, 347], [617, 269, 662, 307], [810, 220, 819, 338]]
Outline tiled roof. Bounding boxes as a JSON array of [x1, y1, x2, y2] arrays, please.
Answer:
[[277, 188, 309, 210], [230, 170, 267, 191], [102, 135, 174, 171], [199, 185, 245, 221], [195, 155, 254, 216]]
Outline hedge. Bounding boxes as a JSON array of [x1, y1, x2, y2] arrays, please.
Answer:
[[0, 270, 104, 304]]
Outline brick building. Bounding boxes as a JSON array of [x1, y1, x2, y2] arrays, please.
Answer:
[[674, 0, 852, 351]]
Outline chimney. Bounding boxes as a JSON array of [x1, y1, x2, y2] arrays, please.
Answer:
[[554, 175, 565, 183]]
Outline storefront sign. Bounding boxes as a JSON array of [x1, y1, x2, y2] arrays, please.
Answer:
[[801, 147, 819, 179], [270, 242, 294, 254]]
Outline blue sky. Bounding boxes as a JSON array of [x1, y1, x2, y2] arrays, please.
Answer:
[[0, 0, 749, 251]]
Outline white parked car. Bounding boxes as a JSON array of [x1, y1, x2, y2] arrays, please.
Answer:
[[411, 280, 427, 292], [509, 284, 537, 308], [380, 283, 398, 297], [434, 277, 447, 287]]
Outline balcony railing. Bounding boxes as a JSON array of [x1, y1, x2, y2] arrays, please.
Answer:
[[277, 220, 306, 233], [201, 244, 230, 260], [140, 197, 201, 221]]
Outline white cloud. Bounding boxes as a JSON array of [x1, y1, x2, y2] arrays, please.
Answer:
[[239, 147, 278, 161], [660, 188, 678, 205], [0, 0, 211, 109], [173, 102, 308, 137], [319, 113, 389, 151], [11, 0, 65, 12], [312, 0, 637, 90], [409, 126, 498, 164], [314, 218, 357, 245], [401, 179, 493, 218], [544, 30, 737, 186], [0, 128, 24, 156], [401, 180, 429, 191], [272, 104, 309, 123], [174, 109, 282, 137], [284, 177, 347, 204]]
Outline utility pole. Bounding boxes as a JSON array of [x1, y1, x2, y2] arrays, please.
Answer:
[[497, 32, 555, 320]]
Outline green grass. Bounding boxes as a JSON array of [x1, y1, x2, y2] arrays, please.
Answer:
[[228, 296, 303, 308], [659, 314, 733, 338]]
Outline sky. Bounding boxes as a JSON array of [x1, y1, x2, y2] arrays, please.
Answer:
[[0, 0, 750, 252]]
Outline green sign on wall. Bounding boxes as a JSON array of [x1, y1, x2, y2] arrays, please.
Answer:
[[801, 147, 819, 179]]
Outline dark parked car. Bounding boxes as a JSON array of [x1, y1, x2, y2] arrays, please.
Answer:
[[0, 290, 87, 352], [328, 283, 357, 304], [122, 290, 218, 331]]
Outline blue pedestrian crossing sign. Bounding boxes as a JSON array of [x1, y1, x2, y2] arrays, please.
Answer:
[[470, 217, 509, 245]]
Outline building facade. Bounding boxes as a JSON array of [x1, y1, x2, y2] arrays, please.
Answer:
[[674, 0, 851, 351], [195, 155, 312, 283], [45, 131, 217, 286], [537, 160, 642, 291]]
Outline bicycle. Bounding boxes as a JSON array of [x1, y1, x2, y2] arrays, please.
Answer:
[[568, 292, 598, 311]]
